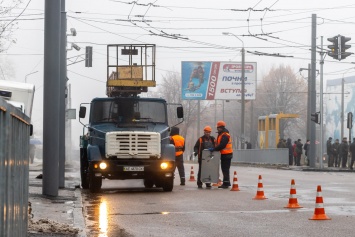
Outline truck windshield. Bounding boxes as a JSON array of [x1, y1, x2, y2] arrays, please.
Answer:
[[91, 99, 166, 124]]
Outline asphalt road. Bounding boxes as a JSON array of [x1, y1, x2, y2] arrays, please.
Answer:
[[81, 164, 355, 237]]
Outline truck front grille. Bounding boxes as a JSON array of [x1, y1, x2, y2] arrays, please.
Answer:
[[106, 131, 160, 159]]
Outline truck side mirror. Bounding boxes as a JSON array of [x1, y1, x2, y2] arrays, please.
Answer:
[[79, 106, 86, 118], [177, 106, 183, 119], [29, 124, 33, 136]]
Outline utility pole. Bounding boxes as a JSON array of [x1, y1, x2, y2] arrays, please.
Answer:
[[319, 36, 325, 169], [241, 46, 245, 149], [59, 0, 66, 188], [309, 14, 317, 168], [197, 100, 200, 149], [307, 64, 311, 140], [222, 32, 245, 149], [341, 77, 345, 139], [299, 64, 311, 141], [43, 0, 61, 196]]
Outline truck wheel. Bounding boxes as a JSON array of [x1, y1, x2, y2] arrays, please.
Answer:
[[80, 149, 89, 189], [162, 178, 174, 192], [89, 175, 102, 193], [81, 171, 89, 189], [144, 179, 154, 188]]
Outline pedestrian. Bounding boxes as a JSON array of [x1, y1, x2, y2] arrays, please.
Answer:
[[170, 127, 186, 185], [304, 139, 310, 166], [29, 143, 36, 164], [326, 137, 334, 167], [332, 139, 340, 167], [208, 121, 233, 189], [286, 138, 293, 166], [292, 141, 298, 165], [339, 137, 349, 168], [277, 138, 285, 148], [283, 139, 287, 148], [349, 138, 355, 170], [295, 139, 303, 166], [193, 126, 216, 188]]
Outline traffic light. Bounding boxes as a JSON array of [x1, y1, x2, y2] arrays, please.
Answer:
[[311, 112, 320, 124], [340, 36, 352, 60], [347, 112, 353, 129], [327, 36, 339, 60], [85, 46, 93, 67]]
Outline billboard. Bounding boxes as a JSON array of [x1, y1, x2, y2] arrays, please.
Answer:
[[181, 61, 256, 100]]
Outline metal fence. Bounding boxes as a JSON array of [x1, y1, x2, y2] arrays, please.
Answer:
[[233, 148, 289, 165], [0, 97, 31, 237]]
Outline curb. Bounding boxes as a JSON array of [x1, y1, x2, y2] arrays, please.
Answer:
[[74, 189, 87, 237]]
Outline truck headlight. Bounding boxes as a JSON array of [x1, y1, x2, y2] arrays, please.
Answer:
[[99, 162, 107, 170], [160, 162, 169, 170]]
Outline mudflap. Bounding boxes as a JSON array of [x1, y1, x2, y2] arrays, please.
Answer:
[[201, 150, 220, 184]]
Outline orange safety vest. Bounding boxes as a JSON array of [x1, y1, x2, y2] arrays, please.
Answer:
[[171, 135, 185, 156], [216, 132, 233, 154]]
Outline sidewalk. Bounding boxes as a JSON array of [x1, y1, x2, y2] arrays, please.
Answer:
[[28, 159, 86, 237]]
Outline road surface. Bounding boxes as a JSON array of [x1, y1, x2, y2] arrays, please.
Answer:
[[81, 164, 355, 237]]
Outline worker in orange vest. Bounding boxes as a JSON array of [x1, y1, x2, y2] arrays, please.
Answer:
[[193, 126, 216, 189], [170, 127, 186, 185], [208, 121, 233, 189]]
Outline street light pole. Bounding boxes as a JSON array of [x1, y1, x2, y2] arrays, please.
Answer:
[[241, 46, 245, 149], [222, 32, 245, 149], [25, 71, 38, 83]]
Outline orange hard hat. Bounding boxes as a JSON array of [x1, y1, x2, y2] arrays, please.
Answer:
[[204, 126, 212, 132], [217, 120, 226, 128]]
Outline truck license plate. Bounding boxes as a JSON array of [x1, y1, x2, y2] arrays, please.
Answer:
[[123, 166, 144, 171]]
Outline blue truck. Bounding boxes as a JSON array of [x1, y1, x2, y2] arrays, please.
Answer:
[[79, 44, 183, 193]]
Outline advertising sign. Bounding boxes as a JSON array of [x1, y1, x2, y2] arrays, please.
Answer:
[[181, 61, 256, 100]]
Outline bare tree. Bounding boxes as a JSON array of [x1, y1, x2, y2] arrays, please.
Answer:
[[0, 0, 23, 52], [251, 64, 307, 146]]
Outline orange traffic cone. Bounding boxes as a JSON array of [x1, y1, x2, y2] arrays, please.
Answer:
[[309, 185, 331, 220], [230, 171, 240, 191], [253, 175, 267, 200], [188, 166, 196, 181], [284, 179, 302, 209]]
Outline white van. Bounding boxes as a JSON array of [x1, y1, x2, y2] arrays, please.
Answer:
[[0, 80, 35, 118]]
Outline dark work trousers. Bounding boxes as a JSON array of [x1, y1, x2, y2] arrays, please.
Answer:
[[289, 154, 293, 166], [328, 154, 334, 167], [175, 154, 185, 179], [221, 153, 232, 186], [334, 154, 340, 167], [341, 154, 348, 168], [197, 159, 203, 186], [296, 154, 301, 166], [350, 155, 355, 169]]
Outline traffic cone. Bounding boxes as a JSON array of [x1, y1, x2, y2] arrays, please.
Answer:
[[230, 171, 240, 191], [188, 166, 196, 181], [253, 175, 267, 200], [309, 185, 331, 220], [284, 179, 302, 209]]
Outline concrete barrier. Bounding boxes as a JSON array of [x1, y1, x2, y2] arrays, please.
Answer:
[[233, 148, 289, 165]]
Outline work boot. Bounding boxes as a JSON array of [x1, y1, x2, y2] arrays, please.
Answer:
[[218, 185, 229, 189], [197, 185, 202, 189], [180, 177, 185, 186]]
